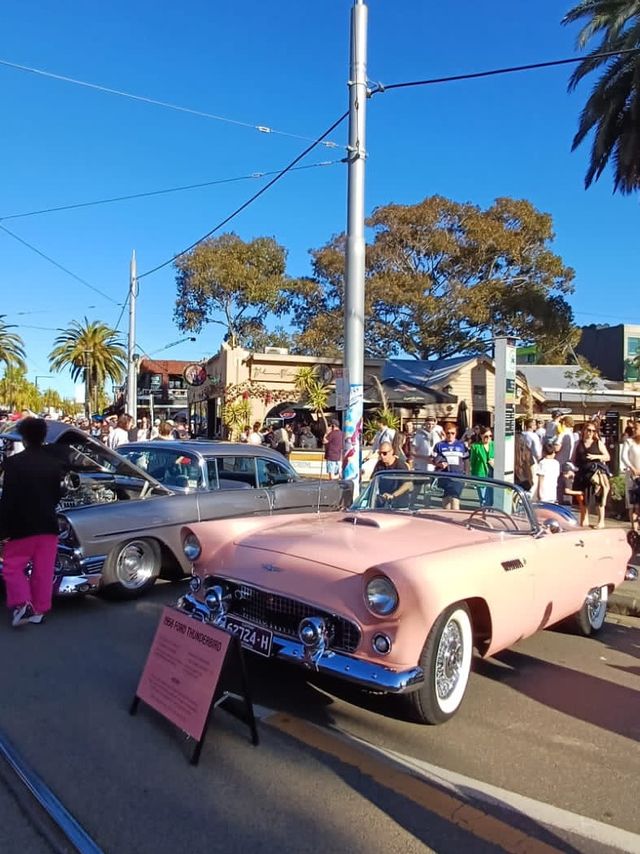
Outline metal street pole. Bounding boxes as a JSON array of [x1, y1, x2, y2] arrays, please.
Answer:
[[83, 348, 91, 420], [342, 0, 368, 497], [127, 250, 138, 422]]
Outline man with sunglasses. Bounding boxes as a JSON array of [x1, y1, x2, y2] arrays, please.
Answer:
[[433, 423, 469, 510], [372, 441, 411, 506]]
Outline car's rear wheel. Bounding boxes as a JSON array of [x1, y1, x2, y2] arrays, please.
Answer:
[[573, 585, 608, 636], [405, 603, 473, 725], [101, 538, 161, 600]]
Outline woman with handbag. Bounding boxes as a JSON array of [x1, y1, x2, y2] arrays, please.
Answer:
[[574, 422, 610, 528]]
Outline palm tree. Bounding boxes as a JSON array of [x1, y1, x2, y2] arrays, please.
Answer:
[[563, 1, 640, 193], [294, 367, 331, 431], [49, 318, 126, 414], [0, 315, 27, 372]]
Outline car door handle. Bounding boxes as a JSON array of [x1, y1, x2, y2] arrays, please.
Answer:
[[575, 540, 585, 548]]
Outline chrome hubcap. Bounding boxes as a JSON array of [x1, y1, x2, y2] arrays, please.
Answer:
[[586, 587, 605, 626], [435, 620, 463, 700], [116, 542, 155, 589]]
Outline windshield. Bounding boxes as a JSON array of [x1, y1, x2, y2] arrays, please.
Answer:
[[120, 447, 203, 490], [352, 471, 536, 533]]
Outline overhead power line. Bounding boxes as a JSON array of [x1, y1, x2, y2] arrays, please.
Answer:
[[372, 47, 640, 93], [137, 110, 349, 280], [0, 224, 119, 305], [0, 160, 343, 222], [0, 57, 342, 149]]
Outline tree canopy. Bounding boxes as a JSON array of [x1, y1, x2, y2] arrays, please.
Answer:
[[286, 196, 578, 361], [174, 233, 290, 347], [563, 1, 640, 194]]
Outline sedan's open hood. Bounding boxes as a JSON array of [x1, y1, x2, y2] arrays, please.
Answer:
[[0, 420, 171, 495], [235, 511, 495, 572]]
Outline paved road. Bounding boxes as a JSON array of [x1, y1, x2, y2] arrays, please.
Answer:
[[0, 581, 638, 853]]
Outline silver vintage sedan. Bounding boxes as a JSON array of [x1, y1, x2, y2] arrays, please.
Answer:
[[0, 423, 352, 600]]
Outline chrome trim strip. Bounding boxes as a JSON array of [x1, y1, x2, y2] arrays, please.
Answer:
[[177, 593, 423, 693], [0, 729, 104, 854]]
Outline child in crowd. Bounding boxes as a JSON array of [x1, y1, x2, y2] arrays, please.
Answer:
[[533, 441, 560, 503]]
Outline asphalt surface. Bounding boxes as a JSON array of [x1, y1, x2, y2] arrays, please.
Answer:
[[0, 581, 638, 853]]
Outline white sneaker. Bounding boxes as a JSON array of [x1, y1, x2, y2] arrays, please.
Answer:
[[29, 613, 45, 624], [11, 603, 34, 627]]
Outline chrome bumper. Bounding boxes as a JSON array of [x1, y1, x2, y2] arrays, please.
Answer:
[[53, 550, 106, 596], [176, 593, 424, 694]]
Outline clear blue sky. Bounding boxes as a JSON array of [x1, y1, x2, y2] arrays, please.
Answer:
[[1, 0, 637, 398]]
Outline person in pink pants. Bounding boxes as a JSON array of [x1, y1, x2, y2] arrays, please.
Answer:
[[0, 417, 66, 626], [2, 534, 59, 618]]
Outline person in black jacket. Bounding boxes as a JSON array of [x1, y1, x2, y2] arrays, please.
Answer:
[[0, 418, 66, 626]]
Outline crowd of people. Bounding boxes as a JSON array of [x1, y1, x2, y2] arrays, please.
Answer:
[[515, 411, 640, 530]]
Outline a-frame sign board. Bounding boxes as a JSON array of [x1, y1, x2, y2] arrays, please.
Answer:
[[130, 607, 258, 765]]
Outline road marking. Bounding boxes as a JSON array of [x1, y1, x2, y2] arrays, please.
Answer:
[[359, 738, 640, 854], [263, 709, 640, 854], [267, 713, 564, 854]]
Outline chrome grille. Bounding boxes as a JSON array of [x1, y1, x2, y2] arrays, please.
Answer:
[[209, 578, 361, 653]]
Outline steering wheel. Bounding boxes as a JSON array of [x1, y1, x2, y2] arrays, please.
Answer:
[[467, 506, 519, 531]]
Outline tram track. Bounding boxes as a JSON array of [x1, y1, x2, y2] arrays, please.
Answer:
[[0, 728, 103, 854]]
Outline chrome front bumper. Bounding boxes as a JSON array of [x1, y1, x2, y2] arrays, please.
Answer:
[[176, 592, 424, 694], [53, 550, 105, 595]]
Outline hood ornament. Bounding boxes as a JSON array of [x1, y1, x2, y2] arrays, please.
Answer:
[[262, 563, 282, 573]]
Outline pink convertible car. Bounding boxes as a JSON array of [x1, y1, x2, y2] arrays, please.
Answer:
[[176, 471, 636, 724]]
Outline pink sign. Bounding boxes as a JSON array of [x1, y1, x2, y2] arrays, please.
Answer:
[[136, 607, 231, 741]]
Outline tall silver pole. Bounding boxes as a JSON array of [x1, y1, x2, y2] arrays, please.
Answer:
[[127, 250, 138, 422], [342, 0, 368, 497]]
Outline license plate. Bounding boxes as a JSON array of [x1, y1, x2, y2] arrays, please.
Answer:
[[223, 616, 273, 658]]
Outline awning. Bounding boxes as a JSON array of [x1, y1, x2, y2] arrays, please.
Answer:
[[327, 378, 457, 408]]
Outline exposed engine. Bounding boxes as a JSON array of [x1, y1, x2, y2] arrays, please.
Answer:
[[58, 483, 118, 510]]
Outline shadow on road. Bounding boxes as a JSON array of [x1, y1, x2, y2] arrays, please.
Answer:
[[476, 622, 640, 742]]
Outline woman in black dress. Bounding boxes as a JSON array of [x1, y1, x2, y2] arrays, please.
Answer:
[[573, 422, 610, 528]]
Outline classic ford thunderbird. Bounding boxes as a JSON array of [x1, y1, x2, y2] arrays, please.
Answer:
[[0, 422, 352, 599], [177, 470, 636, 724]]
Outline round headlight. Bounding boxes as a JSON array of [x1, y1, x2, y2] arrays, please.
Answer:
[[365, 576, 398, 616], [183, 533, 202, 562]]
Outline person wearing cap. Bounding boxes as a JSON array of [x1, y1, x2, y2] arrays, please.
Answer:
[[323, 418, 343, 480]]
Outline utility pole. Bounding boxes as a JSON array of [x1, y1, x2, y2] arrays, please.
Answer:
[[83, 348, 91, 420], [342, 0, 368, 497], [127, 250, 138, 422]]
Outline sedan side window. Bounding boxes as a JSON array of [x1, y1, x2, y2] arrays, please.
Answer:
[[256, 458, 295, 487], [208, 456, 257, 488]]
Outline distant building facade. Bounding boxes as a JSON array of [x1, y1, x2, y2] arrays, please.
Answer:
[[577, 324, 640, 384], [136, 358, 190, 421]]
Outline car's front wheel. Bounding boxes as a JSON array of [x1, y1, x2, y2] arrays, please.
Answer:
[[405, 602, 473, 725], [573, 585, 608, 636], [101, 538, 161, 600]]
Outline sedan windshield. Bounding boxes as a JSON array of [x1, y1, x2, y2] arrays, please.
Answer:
[[352, 471, 536, 533]]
